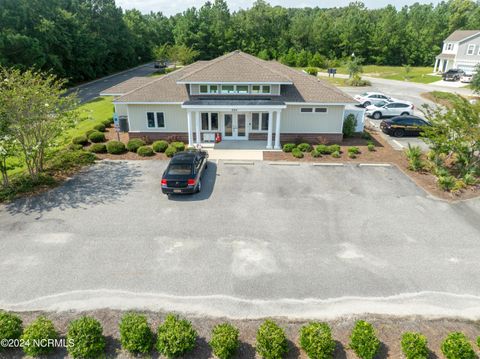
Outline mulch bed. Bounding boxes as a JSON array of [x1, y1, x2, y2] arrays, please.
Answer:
[[4, 310, 480, 358]]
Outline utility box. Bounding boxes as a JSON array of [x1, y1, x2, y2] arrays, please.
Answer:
[[119, 116, 129, 132]]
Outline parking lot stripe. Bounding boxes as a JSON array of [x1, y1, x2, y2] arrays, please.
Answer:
[[392, 140, 405, 149], [358, 163, 392, 167], [223, 161, 254, 166], [268, 162, 300, 166], [312, 163, 344, 167]]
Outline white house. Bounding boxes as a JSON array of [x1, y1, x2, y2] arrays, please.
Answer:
[[434, 30, 480, 74]]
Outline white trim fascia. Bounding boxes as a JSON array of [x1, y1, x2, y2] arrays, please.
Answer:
[[113, 101, 183, 105], [176, 81, 293, 85], [284, 102, 356, 106], [181, 105, 287, 110], [457, 32, 480, 44]]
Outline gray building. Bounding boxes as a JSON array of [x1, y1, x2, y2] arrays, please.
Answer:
[[434, 30, 480, 74]]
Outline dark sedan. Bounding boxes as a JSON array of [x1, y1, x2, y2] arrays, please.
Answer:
[[442, 69, 465, 81], [161, 150, 208, 195], [380, 115, 430, 137]]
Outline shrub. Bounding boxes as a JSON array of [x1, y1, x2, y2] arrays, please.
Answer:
[[441, 332, 476, 359], [316, 144, 340, 155], [348, 146, 360, 155], [72, 135, 88, 146], [438, 175, 456, 191], [367, 142, 375, 151], [348, 152, 356, 159], [292, 148, 304, 159], [346, 74, 371, 87], [463, 172, 478, 186], [349, 320, 380, 359], [304, 67, 318, 76], [47, 149, 96, 172], [171, 141, 186, 152], [88, 131, 106, 143], [209, 323, 240, 359], [401, 332, 429, 359], [405, 144, 423, 171], [67, 316, 106, 359], [88, 143, 107, 153], [0, 311, 23, 351], [85, 129, 97, 138], [153, 140, 169, 153], [102, 117, 113, 127], [137, 146, 154, 157], [361, 131, 372, 140], [119, 313, 154, 354], [328, 144, 341, 153], [299, 322, 335, 359], [297, 143, 312, 152], [21, 316, 58, 356], [127, 138, 146, 152], [477, 336, 480, 349], [68, 143, 84, 151], [332, 151, 341, 158], [106, 140, 126, 154], [93, 123, 106, 132], [256, 320, 288, 359], [343, 114, 357, 137], [312, 150, 322, 158], [165, 146, 177, 158], [283, 143, 296, 153], [156, 314, 197, 358]]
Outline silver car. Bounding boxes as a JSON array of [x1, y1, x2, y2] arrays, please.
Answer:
[[365, 101, 414, 119]]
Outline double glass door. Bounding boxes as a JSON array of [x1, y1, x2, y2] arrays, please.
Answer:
[[223, 113, 247, 140]]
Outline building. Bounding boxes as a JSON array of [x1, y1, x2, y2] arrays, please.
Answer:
[[101, 51, 356, 149], [434, 30, 480, 74]]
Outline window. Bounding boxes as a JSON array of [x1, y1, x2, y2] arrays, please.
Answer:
[[200, 113, 219, 131], [147, 112, 165, 128], [315, 108, 327, 113], [252, 85, 261, 94], [467, 44, 476, 55], [199, 85, 208, 94], [211, 113, 218, 130], [251, 112, 269, 131], [210, 85, 218, 94], [221, 85, 235, 94], [446, 43, 453, 51], [201, 113, 209, 130], [167, 164, 192, 175], [262, 85, 271, 94], [300, 108, 313, 113], [237, 85, 249, 94]]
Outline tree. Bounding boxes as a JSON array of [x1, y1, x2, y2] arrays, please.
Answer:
[[0, 128, 16, 188], [346, 56, 364, 78], [471, 64, 480, 93], [153, 44, 172, 63], [170, 44, 199, 66], [0, 68, 78, 180]]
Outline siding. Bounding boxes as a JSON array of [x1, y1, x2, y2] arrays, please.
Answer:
[[115, 104, 128, 117], [457, 34, 480, 61], [280, 105, 345, 134], [127, 104, 188, 132]]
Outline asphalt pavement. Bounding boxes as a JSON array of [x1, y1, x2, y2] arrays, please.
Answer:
[[0, 160, 479, 319]]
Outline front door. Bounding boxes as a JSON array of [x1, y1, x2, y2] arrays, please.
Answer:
[[223, 113, 248, 140]]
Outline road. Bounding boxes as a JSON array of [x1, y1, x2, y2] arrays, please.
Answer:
[[1, 160, 479, 319], [68, 62, 157, 103]]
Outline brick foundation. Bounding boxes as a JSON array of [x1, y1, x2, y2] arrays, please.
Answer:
[[128, 132, 190, 144]]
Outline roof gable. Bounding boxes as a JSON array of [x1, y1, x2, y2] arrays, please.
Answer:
[[445, 30, 480, 42]]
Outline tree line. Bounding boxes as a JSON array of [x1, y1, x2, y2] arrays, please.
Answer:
[[1, 0, 480, 84]]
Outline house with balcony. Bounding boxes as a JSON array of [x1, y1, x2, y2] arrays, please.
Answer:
[[101, 50, 355, 149], [434, 30, 480, 74]]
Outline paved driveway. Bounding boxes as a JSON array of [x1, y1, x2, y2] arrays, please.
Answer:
[[0, 160, 479, 319]]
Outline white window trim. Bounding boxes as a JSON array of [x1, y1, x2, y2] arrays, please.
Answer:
[[250, 112, 270, 132], [300, 107, 328, 114], [200, 112, 219, 132], [467, 44, 476, 55], [446, 43, 453, 51], [146, 111, 166, 129], [197, 84, 273, 95]]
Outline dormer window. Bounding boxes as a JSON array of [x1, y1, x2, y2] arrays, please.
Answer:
[[237, 85, 249, 94], [221, 85, 235, 94], [252, 85, 271, 94], [197, 84, 274, 95]]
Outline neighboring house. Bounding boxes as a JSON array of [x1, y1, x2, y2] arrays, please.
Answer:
[[101, 51, 355, 149], [434, 30, 480, 74]]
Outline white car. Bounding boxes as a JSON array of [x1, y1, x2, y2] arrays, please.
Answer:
[[365, 101, 414, 120], [354, 92, 393, 107], [460, 73, 474, 83]]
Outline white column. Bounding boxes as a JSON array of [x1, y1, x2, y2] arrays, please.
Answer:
[[187, 111, 193, 147], [195, 111, 201, 145], [266, 111, 273, 149], [274, 110, 281, 150], [433, 59, 438, 73]]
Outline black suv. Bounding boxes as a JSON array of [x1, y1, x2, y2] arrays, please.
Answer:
[[443, 69, 465, 81], [380, 115, 430, 137], [161, 150, 209, 195]]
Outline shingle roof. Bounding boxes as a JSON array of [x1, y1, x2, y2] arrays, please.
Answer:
[[114, 51, 354, 104], [100, 77, 156, 96], [445, 30, 480, 42]]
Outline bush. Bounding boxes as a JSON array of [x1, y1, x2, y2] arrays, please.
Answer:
[[283, 143, 296, 153], [292, 148, 304, 159], [102, 117, 113, 127], [47, 149, 96, 172], [401, 332, 429, 359], [88, 143, 107, 153], [367, 143, 375, 152], [153, 140, 169, 153], [137, 146, 154, 157], [328, 144, 341, 153], [316, 144, 340, 155], [463, 172, 478, 186], [343, 114, 357, 137], [88, 131, 106, 143], [119, 313, 154, 354], [67, 316, 106, 359], [346, 74, 371, 87], [85, 129, 97, 138], [209, 323, 240, 359], [106, 140, 126, 154], [304, 67, 318, 76], [362, 131, 372, 140], [165, 146, 177, 158], [332, 151, 341, 158], [348, 147, 360, 155], [438, 175, 456, 191], [349, 320, 380, 359], [156, 314, 197, 358], [256, 320, 288, 359], [441, 332, 476, 359], [299, 322, 336, 359], [0, 173, 56, 202], [72, 135, 88, 146], [171, 141, 186, 152], [127, 138, 146, 152], [405, 144, 423, 171], [312, 150, 322, 158], [348, 152, 356, 159], [0, 311, 23, 351], [297, 143, 312, 152], [21, 316, 58, 356], [93, 123, 106, 132]]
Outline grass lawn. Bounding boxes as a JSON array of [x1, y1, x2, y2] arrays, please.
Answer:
[[336, 65, 438, 83]]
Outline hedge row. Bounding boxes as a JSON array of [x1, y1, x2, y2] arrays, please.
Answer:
[[1, 312, 479, 359]]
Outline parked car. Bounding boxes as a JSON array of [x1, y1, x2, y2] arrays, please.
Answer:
[[380, 115, 430, 137], [154, 61, 167, 69], [161, 150, 208, 195], [354, 92, 393, 107], [460, 73, 474, 83], [442, 68, 465, 81], [365, 101, 414, 119]]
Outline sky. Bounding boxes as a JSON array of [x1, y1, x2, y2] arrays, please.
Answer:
[[116, 0, 443, 16]]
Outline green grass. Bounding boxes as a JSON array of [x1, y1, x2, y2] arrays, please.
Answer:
[[334, 65, 439, 84]]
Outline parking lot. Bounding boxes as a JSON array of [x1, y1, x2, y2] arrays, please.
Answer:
[[1, 160, 479, 318]]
